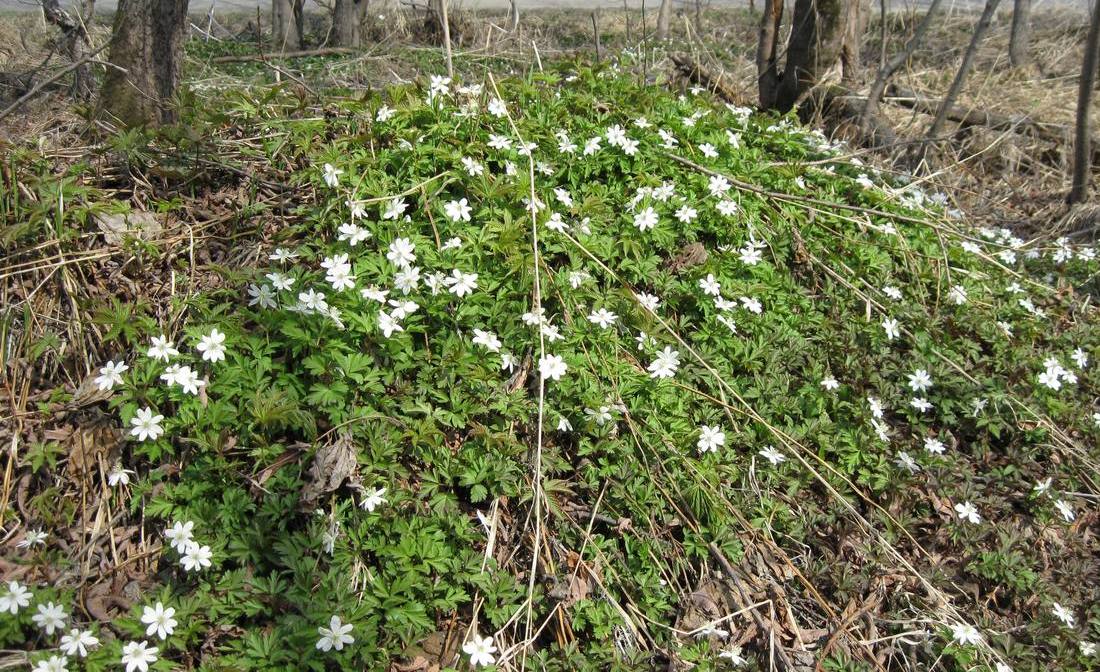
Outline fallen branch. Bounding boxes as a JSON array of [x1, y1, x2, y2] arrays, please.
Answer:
[[209, 47, 355, 64], [0, 42, 109, 122], [670, 53, 748, 106], [885, 84, 1100, 162]]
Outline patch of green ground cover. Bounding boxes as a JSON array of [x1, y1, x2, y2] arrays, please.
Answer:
[[5, 65, 1099, 671]]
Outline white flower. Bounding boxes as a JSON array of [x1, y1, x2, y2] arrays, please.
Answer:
[[387, 237, 416, 268], [587, 309, 618, 329], [445, 198, 473, 222], [141, 602, 177, 640], [947, 285, 968, 305], [895, 452, 920, 473], [463, 634, 497, 667], [1033, 477, 1053, 496], [445, 269, 478, 297], [716, 200, 740, 217], [31, 656, 68, 672], [883, 286, 902, 301], [759, 445, 786, 465], [94, 360, 128, 391], [0, 580, 31, 614], [910, 397, 932, 412], [442, 236, 462, 251], [1038, 368, 1062, 390], [33, 602, 67, 635], [500, 353, 517, 372], [488, 134, 512, 150], [708, 174, 731, 196], [648, 347, 680, 379], [316, 615, 355, 652], [165, 520, 195, 552], [1080, 641, 1097, 656], [699, 142, 718, 158], [19, 529, 47, 548], [393, 266, 421, 295], [180, 543, 213, 572], [269, 247, 299, 263], [337, 222, 371, 246], [322, 163, 342, 187], [120, 641, 158, 672], [583, 136, 602, 155], [389, 299, 418, 321], [472, 329, 502, 352], [950, 623, 982, 646], [699, 274, 721, 296], [1054, 499, 1075, 523], [821, 377, 839, 391], [130, 407, 165, 442], [882, 318, 899, 341], [954, 501, 981, 524], [907, 369, 932, 392], [382, 197, 408, 220], [267, 272, 294, 291], [487, 97, 507, 117], [697, 425, 726, 454], [196, 328, 227, 363], [635, 292, 660, 312], [740, 296, 763, 314], [461, 157, 484, 177], [376, 104, 395, 122], [924, 437, 946, 455], [377, 310, 404, 338], [108, 463, 134, 487], [545, 212, 569, 232], [147, 336, 178, 361], [674, 205, 698, 223], [867, 397, 884, 418], [634, 207, 658, 232], [539, 355, 568, 381], [248, 283, 276, 309], [360, 487, 386, 512], [718, 645, 747, 665], [1072, 348, 1089, 369], [176, 366, 206, 395], [1051, 602, 1076, 628]]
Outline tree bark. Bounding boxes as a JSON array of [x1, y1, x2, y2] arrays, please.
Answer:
[[656, 0, 672, 40], [40, 0, 94, 100], [770, 0, 868, 111], [100, 0, 190, 126], [926, 0, 1001, 140], [756, 0, 783, 108], [509, 0, 520, 32], [1008, 0, 1031, 68], [293, 0, 306, 49], [272, 0, 300, 51], [1070, 0, 1100, 203], [333, 0, 368, 48], [862, 0, 944, 131]]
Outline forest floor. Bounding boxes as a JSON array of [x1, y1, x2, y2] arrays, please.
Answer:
[[0, 4, 1098, 672]]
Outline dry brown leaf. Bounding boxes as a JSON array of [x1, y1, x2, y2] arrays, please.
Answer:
[[299, 431, 359, 508]]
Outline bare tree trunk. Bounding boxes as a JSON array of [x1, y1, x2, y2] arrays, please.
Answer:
[[840, 0, 870, 84], [756, 0, 783, 108], [926, 0, 1001, 140], [100, 0, 190, 126], [509, 0, 520, 32], [657, 0, 672, 40], [1070, 0, 1100, 203], [293, 0, 306, 49], [40, 0, 94, 100], [1008, 0, 1031, 68], [863, 0, 944, 130], [333, 0, 368, 47], [272, 0, 300, 51], [438, 0, 453, 79], [772, 0, 864, 111]]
